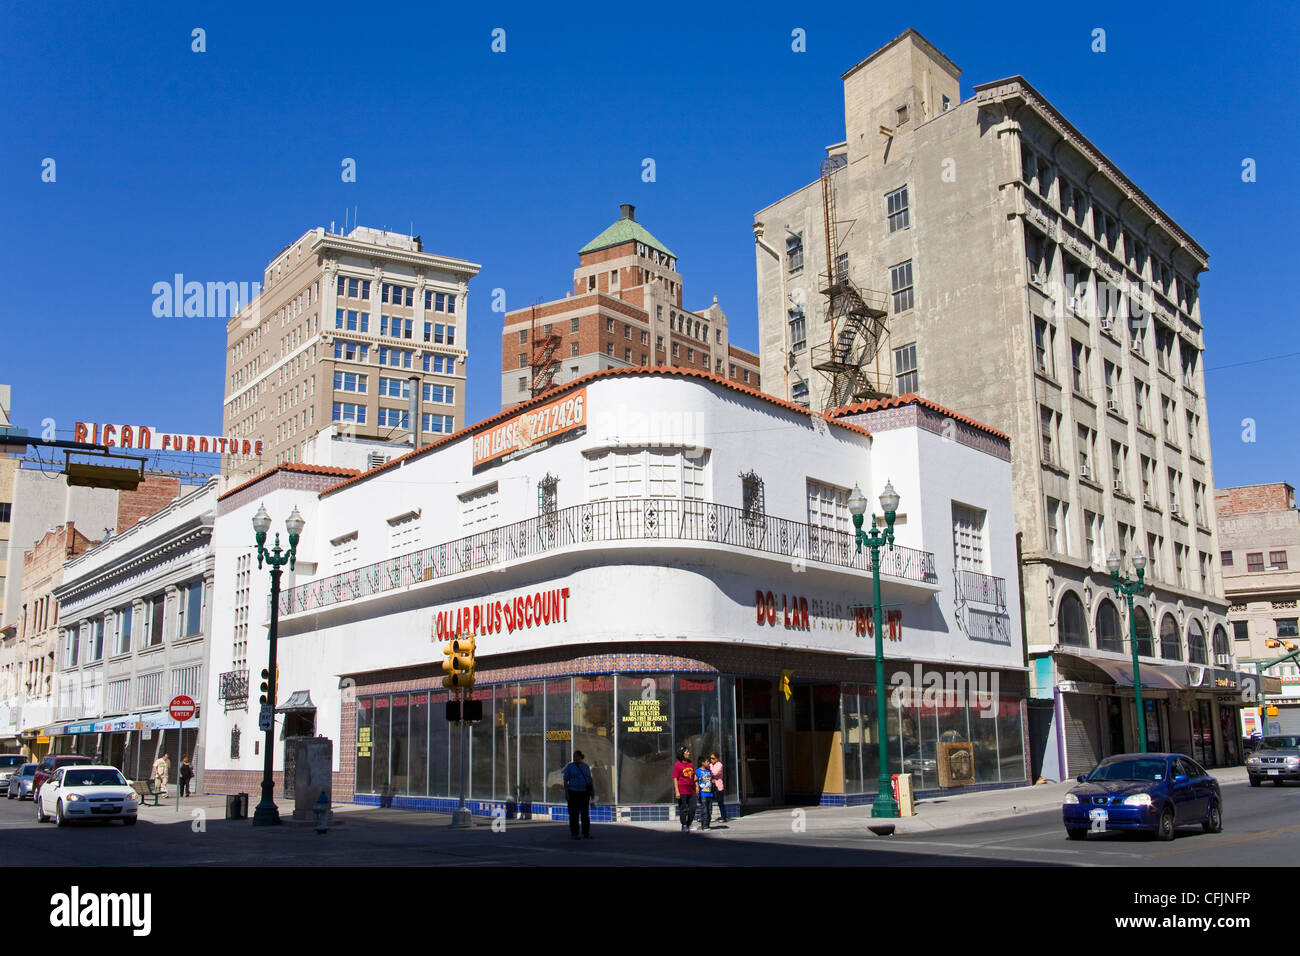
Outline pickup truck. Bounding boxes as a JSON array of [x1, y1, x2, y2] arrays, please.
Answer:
[[1246, 735, 1300, 786]]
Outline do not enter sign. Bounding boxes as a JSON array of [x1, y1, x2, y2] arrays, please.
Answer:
[[169, 695, 197, 722]]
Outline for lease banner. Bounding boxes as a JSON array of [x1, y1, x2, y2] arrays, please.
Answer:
[[472, 388, 586, 468]]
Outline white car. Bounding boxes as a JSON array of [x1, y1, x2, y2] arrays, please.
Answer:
[[35, 765, 138, 826]]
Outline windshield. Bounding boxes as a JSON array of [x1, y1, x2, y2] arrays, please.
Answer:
[[1087, 758, 1167, 782], [62, 769, 128, 788], [1259, 736, 1300, 750], [21, 765, 37, 777]]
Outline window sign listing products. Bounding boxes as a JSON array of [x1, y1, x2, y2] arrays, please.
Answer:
[[357, 726, 372, 758], [622, 695, 670, 733]]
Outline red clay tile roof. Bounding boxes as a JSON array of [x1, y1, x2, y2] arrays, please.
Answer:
[[321, 367, 869, 498], [218, 462, 361, 502], [827, 393, 1011, 443]]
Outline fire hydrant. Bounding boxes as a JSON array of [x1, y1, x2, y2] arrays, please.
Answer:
[[313, 791, 330, 834]]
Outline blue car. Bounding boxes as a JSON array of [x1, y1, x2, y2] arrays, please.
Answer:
[[1062, 753, 1222, 842]]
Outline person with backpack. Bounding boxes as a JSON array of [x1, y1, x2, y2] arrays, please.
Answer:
[[561, 750, 595, 840]]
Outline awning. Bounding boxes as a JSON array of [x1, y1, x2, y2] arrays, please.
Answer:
[[276, 691, 315, 713], [1057, 651, 1190, 690]]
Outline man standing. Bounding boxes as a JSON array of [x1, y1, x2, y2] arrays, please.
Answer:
[[179, 754, 194, 797], [672, 747, 697, 833], [151, 752, 171, 799], [561, 750, 595, 840]]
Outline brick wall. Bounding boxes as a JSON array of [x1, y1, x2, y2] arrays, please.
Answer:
[[116, 476, 181, 534], [1216, 483, 1295, 517]]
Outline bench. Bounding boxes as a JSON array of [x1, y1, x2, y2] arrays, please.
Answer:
[[134, 780, 165, 807]]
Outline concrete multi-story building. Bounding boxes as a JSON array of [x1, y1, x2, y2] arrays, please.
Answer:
[[499, 205, 760, 409], [1216, 483, 1300, 736], [753, 29, 1237, 777], [222, 226, 482, 482], [202, 369, 1024, 815], [0, 476, 180, 754], [49, 480, 217, 788]]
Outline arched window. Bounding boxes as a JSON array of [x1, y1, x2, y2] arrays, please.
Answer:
[[1160, 613, 1182, 660], [1213, 625, 1230, 659], [1096, 600, 1122, 653], [1188, 619, 1208, 664], [1058, 592, 1088, 647], [1133, 606, 1154, 657]]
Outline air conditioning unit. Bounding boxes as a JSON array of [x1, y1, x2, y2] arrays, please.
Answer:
[[1142, 493, 1151, 504], [1107, 399, 1121, 412], [1100, 317, 1114, 331], [1031, 272, 1047, 287], [1113, 479, 1124, 492], [1215, 653, 1232, 666], [1080, 464, 1091, 478], [1170, 503, 1181, 515]]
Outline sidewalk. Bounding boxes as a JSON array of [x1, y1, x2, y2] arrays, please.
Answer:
[[135, 791, 372, 826], [645, 765, 1251, 838]]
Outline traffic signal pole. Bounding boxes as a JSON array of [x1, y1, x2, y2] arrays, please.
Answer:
[[451, 690, 472, 828]]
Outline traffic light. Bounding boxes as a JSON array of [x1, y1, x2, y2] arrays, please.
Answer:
[[441, 635, 477, 689], [1265, 639, 1297, 651], [259, 668, 271, 704]]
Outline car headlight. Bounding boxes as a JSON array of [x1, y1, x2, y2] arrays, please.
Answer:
[[65, 793, 83, 802], [1247, 756, 1260, 765], [1286, 756, 1300, 767], [124, 792, 137, 803], [1123, 793, 1153, 807], [1064, 793, 1079, 804]]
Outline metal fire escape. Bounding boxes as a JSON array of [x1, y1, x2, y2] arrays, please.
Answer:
[[810, 156, 892, 411], [529, 305, 561, 397]]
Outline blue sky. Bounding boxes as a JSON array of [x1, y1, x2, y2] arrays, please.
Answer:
[[2, 1, 1296, 489]]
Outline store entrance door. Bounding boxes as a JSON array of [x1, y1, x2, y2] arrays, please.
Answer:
[[739, 720, 775, 806]]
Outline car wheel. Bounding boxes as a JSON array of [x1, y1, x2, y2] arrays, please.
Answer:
[[1249, 776, 1261, 788], [36, 797, 48, 823], [1066, 828, 1087, 841], [1203, 800, 1222, 834], [123, 816, 137, 826], [55, 801, 67, 827], [1156, 806, 1175, 841]]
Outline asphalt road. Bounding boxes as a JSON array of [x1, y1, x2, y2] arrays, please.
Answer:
[[4, 777, 1296, 867]]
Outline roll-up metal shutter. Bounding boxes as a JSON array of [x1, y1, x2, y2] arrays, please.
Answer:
[[1063, 693, 1102, 778]]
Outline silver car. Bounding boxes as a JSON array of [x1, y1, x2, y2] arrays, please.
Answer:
[[5, 763, 37, 800], [35, 765, 139, 826]]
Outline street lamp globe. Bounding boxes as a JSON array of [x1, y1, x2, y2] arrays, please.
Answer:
[[252, 503, 272, 537], [878, 480, 900, 516], [1132, 550, 1148, 572], [1106, 551, 1121, 574], [848, 484, 868, 518], [285, 505, 306, 538]]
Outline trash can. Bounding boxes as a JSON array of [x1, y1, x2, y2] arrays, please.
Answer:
[[890, 773, 915, 817], [226, 792, 249, 819]]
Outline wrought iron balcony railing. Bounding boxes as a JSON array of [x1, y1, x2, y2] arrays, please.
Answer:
[[954, 568, 1008, 609], [279, 497, 939, 616], [218, 670, 248, 700]]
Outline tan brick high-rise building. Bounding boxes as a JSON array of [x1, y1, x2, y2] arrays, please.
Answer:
[[500, 204, 760, 409], [223, 226, 481, 482], [753, 29, 1235, 776]]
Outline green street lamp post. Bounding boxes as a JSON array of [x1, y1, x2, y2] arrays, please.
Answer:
[[1107, 549, 1149, 754], [848, 480, 901, 819], [251, 502, 305, 827]]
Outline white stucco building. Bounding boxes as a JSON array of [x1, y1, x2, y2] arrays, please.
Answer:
[[203, 370, 1024, 818]]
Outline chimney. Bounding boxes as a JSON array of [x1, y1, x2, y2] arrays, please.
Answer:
[[620, 203, 635, 221]]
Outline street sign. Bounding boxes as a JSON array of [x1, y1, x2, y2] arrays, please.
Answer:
[[259, 704, 274, 732], [168, 695, 197, 722]]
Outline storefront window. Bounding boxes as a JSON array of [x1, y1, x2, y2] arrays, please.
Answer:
[[469, 687, 493, 799], [355, 698, 372, 794], [842, 684, 864, 795], [573, 677, 614, 799], [544, 679, 571, 803], [996, 696, 1026, 782], [718, 675, 736, 805], [517, 681, 544, 807], [371, 696, 390, 795], [616, 674, 673, 804], [674, 674, 720, 775], [861, 683, 881, 790], [391, 694, 409, 794], [429, 688, 450, 797], [409, 692, 429, 796], [494, 686, 516, 802], [972, 699, 999, 784]]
